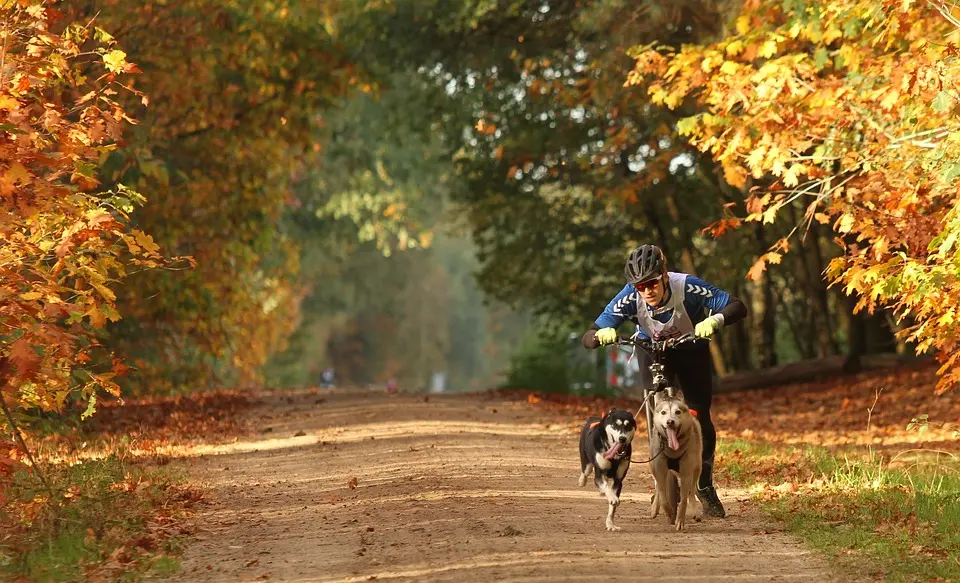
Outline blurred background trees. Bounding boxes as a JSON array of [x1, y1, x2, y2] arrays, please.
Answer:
[[6, 0, 953, 413]]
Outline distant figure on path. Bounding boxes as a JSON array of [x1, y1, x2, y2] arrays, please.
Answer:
[[320, 367, 336, 388]]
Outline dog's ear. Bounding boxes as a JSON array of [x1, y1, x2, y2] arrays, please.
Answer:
[[674, 389, 685, 402]]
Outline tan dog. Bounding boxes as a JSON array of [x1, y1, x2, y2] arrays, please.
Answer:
[[648, 391, 703, 530]]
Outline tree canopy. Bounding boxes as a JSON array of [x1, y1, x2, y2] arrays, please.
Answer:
[[629, 0, 960, 391], [3, 0, 958, 424]]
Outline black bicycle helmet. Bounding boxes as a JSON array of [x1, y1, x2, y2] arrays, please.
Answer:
[[624, 244, 665, 284]]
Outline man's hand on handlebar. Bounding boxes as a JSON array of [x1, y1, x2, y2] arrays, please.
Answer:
[[595, 327, 617, 346]]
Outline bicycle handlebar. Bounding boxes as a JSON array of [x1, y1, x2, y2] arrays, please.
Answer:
[[613, 334, 702, 353]]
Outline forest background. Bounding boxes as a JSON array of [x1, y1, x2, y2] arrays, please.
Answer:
[[3, 0, 960, 423]]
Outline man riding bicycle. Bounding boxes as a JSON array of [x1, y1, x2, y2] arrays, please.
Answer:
[[581, 244, 748, 518]]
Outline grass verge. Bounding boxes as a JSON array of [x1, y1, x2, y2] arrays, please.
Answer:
[[0, 454, 201, 583], [718, 439, 960, 582]]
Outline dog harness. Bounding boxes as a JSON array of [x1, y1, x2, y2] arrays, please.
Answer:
[[588, 409, 607, 430]]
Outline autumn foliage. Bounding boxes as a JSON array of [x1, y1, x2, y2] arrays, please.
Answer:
[[628, 0, 960, 392], [0, 3, 167, 415]]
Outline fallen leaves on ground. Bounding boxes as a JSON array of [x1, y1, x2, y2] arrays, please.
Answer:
[[495, 361, 960, 453], [0, 457, 205, 583], [31, 389, 260, 464], [1, 389, 259, 581]]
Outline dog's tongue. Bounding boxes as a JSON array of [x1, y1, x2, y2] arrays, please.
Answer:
[[666, 427, 680, 450], [602, 442, 623, 460]]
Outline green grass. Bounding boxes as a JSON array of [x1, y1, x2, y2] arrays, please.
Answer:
[[0, 455, 195, 582], [717, 440, 960, 582]]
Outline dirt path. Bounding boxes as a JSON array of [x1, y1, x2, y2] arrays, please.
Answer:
[[157, 388, 835, 583]]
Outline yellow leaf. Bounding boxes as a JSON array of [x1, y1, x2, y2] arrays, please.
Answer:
[[759, 40, 778, 59], [879, 89, 899, 111], [735, 15, 751, 35], [771, 158, 786, 177], [762, 206, 779, 224], [937, 310, 954, 326], [102, 50, 127, 73], [765, 252, 783, 265], [872, 236, 889, 259], [133, 230, 160, 254], [725, 40, 744, 56], [836, 214, 856, 234], [90, 281, 116, 302], [0, 95, 19, 111], [19, 292, 43, 301], [746, 146, 766, 172], [783, 164, 802, 188], [719, 60, 739, 75]]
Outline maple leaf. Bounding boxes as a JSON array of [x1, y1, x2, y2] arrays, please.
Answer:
[[102, 49, 127, 73], [8, 338, 40, 379], [746, 257, 767, 281]]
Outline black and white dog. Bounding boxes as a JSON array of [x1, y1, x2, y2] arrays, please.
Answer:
[[577, 408, 637, 531]]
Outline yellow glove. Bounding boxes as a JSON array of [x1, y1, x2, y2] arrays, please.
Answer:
[[595, 328, 617, 346], [694, 317, 722, 338]]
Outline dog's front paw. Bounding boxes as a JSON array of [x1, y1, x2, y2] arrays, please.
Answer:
[[605, 521, 621, 532], [675, 516, 685, 531], [577, 474, 586, 487]]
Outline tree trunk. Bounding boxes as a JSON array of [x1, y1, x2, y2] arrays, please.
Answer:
[[663, 191, 728, 376], [843, 293, 866, 373], [719, 352, 928, 392], [775, 275, 814, 359], [754, 223, 778, 367], [787, 202, 837, 357], [806, 219, 840, 355]]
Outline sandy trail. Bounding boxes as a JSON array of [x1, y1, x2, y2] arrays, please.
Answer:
[[156, 389, 834, 583]]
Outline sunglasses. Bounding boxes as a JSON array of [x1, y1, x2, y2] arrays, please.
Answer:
[[634, 277, 662, 292]]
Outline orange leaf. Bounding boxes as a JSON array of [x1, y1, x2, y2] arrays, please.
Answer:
[[746, 257, 767, 281], [8, 338, 39, 379]]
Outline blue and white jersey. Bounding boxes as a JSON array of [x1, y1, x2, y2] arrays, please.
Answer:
[[594, 272, 731, 341]]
